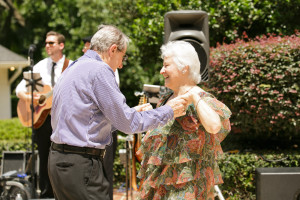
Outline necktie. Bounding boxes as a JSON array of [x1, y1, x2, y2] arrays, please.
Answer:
[[51, 62, 56, 87]]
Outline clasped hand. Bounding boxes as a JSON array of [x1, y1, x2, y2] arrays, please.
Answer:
[[134, 103, 153, 112], [133, 91, 197, 118], [166, 95, 189, 118]]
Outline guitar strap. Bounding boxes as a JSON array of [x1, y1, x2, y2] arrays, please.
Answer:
[[62, 58, 70, 73]]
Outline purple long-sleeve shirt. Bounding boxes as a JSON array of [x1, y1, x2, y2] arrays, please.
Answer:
[[51, 50, 173, 149]]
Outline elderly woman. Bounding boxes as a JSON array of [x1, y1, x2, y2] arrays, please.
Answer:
[[137, 41, 232, 200]]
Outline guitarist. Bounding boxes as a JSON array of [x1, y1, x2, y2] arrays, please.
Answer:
[[15, 31, 72, 199]]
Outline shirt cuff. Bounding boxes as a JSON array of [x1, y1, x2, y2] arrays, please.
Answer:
[[157, 105, 174, 122]]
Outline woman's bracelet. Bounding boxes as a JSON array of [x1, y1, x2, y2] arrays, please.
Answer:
[[195, 97, 202, 108]]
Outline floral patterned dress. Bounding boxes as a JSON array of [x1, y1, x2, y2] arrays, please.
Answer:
[[137, 91, 232, 200]]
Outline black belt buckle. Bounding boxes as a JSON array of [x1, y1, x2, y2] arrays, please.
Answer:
[[101, 149, 106, 158], [84, 147, 106, 158]]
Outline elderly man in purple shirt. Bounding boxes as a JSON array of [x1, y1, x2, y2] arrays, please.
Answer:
[[48, 24, 188, 200]]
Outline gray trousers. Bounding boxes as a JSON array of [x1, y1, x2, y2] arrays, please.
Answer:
[[48, 148, 110, 200], [103, 131, 118, 200]]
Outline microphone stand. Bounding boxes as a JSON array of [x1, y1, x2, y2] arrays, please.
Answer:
[[26, 44, 40, 199]]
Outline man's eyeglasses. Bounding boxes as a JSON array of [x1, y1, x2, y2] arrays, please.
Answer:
[[123, 54, 128, 62], [117, 47, 128, 62], [45, 42, 57, 46]]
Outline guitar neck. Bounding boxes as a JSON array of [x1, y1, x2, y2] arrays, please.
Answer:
[[139, 95, 147, 105], [38, 88, 53, 105], [44, 90, 53, 99]]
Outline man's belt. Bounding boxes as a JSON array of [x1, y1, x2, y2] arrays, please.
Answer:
[[51, 142, 106, 158]]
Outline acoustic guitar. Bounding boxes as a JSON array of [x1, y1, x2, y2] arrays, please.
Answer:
[[17, 85, 53, 129]]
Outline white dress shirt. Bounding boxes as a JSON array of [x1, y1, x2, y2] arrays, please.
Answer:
[[115, 69, 120, 86], [16, 55, 72, 95]]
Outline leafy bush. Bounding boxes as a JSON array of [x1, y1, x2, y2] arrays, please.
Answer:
[[0, 118, 32, 159], [0, 118, 31, 141], [218, 151, 300, 200], [208, 33, 300, 139]]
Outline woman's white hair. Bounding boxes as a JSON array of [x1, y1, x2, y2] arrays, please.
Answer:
[[160, 41, 201, 84], [90, 24, 129, 53]]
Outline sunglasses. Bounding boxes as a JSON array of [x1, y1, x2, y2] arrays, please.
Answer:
[[45, 42, 57, 46]]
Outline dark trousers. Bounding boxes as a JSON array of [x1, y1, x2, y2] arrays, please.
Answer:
[[34, 115, 54, 198], [103, 131, 118, 200], [48, 147, 110, 200]]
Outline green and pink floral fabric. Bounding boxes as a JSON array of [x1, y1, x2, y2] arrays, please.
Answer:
[[137, 91, 232, 200]]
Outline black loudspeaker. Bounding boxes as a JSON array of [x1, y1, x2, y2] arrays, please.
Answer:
[[164, 10, 210, 81], [256, 167, 300, 200], [1, 151, 39, 175]]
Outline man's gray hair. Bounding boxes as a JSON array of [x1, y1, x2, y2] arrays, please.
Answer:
[[161, 41, 201, 84], [90, 24, 129, 53]]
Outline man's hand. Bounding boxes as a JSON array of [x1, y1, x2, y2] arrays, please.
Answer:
[[166, 97, 188, 118], [134, 103, 153, 112]]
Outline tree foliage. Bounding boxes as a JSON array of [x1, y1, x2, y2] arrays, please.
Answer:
[[1, 0, 299, 106]]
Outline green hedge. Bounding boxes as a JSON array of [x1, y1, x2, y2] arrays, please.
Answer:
[[219, 151, 300, 200], [208, 33, 300, 138], [0, 118, 31, 141]]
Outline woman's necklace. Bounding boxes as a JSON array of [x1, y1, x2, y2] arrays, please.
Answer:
[[168, 86, 195, 102], [182, 85, 195, 95]]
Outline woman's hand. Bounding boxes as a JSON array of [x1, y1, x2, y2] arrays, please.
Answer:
[[180, 86, 222, 134], [179, 86, 202, 105]]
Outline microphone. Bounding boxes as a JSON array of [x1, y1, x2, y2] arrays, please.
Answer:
[[28, 44, 36, 58]]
